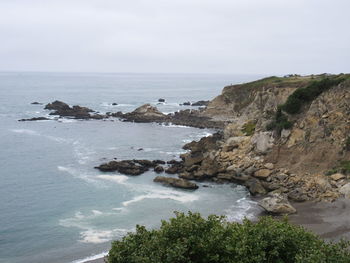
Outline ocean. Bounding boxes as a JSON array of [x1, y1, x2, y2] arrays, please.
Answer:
[[0, 72, 261, 263]]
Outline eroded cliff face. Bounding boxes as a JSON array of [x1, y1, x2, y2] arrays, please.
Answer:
[[180, 75, 350, 207], [203, 77, 309, 129], [266, 80, 350, 175]]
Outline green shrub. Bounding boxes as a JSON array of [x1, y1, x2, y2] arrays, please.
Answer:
[[282, 77, 346, 114], [340, 161, 350, 174], [241, 121, 256, 136], [107, 212, 350, 263], [345, 137, 350, 151], [266, 107, 293, 134]]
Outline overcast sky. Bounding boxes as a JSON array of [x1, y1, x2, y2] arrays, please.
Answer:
[[0, 0, 349, 74]]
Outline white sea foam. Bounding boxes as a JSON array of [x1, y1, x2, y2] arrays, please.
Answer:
[[11, 129, 40, 135], [161, 123, 191, 128], [57, 166, 98, 184], [97, 174, 128, 184], [122, 188, 198, 207], [72, 141, 96, 164], [224, 197, 259, 222], [80, 228, 129, 244], [11, 128, 70, 143], [57, 118, 78, 123], [71, 251, 108, 263]]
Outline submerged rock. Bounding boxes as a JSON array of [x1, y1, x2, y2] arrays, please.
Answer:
[[153, 176, 198, 189], [158, 98, 165, 102], [19, 117, 50, 122]]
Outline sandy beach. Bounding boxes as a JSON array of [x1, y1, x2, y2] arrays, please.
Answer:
[[288, 198, 350, 241]]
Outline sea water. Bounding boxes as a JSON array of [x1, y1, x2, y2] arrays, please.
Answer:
[[0, 72, 261, 263]]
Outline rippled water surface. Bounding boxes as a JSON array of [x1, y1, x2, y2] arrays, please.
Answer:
[[0, 72, 261, 263]]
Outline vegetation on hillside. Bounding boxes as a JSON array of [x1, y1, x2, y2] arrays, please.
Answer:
[[107, 212, 350, 263], [266, 74, 349, 134]]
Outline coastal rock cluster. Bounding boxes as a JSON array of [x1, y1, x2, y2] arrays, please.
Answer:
[[22, 74, 350, 215]]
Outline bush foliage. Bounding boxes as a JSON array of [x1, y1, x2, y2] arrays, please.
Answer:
[[282, 76, 346, 114], [107, 212, 350, 263], [267, 75, 347, 134], [241, 121, 256, 136]]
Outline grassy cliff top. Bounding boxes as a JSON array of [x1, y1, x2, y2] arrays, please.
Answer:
[[223, 73, 350, 95]]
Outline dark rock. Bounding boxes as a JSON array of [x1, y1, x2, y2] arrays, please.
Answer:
[[153, 176, 198, 189], [183, 152, 204, 166], [45, 100, 70, 111], [31, 102, 42, 105], [95, 160, 149, 176], [44, 100, 104, 120], [153, 160, 166, 165], [191, 100, 209, 106], [112, 103, 118, 106], [245, 178, 267, 196], [115, 104, 166, 123], [19, 117, 50, 122], [137, 148, 144, 151], [133, 159, 156, 168], [158, 98, 165, 102], [154, 165, 164, 173], [182, 101, 191, 106], [167, 159, 182, 165], [288, 188, 308, 202], [165, 165, 183, 174]]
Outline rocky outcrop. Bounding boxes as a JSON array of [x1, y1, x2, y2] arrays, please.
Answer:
[[153, 176, 198, 189], [112, 104, 167, 123], [95, 160, 150, 175], [44, 101, 105, 119], [114, 104, 225, 129], [163, 75, 350, 207], [192, 100, 210, 106]]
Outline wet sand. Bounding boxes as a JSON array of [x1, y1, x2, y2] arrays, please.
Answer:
[[288, 198, 350, 241]]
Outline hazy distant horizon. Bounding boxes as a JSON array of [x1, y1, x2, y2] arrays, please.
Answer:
[[0, 0, 349, 75]]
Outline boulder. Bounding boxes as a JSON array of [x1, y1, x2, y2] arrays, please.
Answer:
[[153, 176, 198, 189], [245, 178, 267, 196], [44, 100, 102, 120], [132, 104, 165, 117], [254, 169, 272, 179], [251, 132, 274, 154], [259, 194, 297, 215], [112, 103, 118, 105], [31, 101, 42, 105], [339, 183, 350, 198], [45, 100, 70, 111], [182, 101, 191, 106], [158, 98, 165, 102], [154, 165, 164, 173], [165, 165, 183, 174], [117, 104, 166, 122], [95, 160, 150, 176], [330, 173, 346, 181], [288, 188, 308, 202], [183, 152, 204, 166], [264, 163, 274, 170]]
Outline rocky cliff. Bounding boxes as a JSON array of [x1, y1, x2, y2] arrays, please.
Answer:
[[178, 74, 350, 213]]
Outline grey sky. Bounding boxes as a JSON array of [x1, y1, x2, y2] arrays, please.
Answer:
[[0, 0, 349, 74]]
